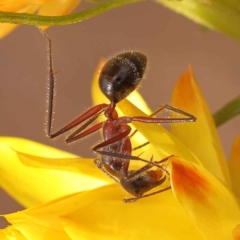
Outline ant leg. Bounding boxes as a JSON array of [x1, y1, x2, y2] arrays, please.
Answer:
[[124, 186, 171, 203], [37, 27, 108, 139], [131, 104, 196, 123], [151, 104, 196, 121], [49, 105, 107, 139], [130, 104, 192, 151], [65, 114, 106, 144], [129, 129, 150, 151], [129, 106, 167, 139], [127, 155, 171, 179], [92, 126, 162, 167], [94, 159, 120, 183], [66, 104, 184, 148], [132, 142, 150, 151]]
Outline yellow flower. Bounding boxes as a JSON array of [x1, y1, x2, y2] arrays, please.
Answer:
[[0, 0, 81, 39], [1, 61, 240, 240]]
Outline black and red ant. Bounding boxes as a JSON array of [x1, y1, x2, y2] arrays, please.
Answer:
[[39, 28, 196, 202]]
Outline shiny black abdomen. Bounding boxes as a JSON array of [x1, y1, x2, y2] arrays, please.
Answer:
[[99, 52, 147, 103]]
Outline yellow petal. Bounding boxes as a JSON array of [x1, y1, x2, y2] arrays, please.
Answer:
[[0, 0, 28, 12], [2, 185, 202, 240], [229, 135, 240, 199], [0, 230, 10, 240], [0, 0, 80, 37], [14, 150, 111, 183], [38, 0, 80, 29], [2, 219, 71, 240], [38, 0, 80, 16], [171, 66, 231, 186], [171, 157, 240, 240], [0, 23, 19, 39], [91, 59, 201, 165], [0, 4, 39, 39], [91, 58, 107, 114], [0, 137, 109, 207], [91, 59, 160, 161], [119, 99, 201, 164]]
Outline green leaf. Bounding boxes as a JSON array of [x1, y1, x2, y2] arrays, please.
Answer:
[[214, 95, 240, 127], [155, 0, 240, 41]]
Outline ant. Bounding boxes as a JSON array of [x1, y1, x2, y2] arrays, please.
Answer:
[[39, 28, 196, 202]]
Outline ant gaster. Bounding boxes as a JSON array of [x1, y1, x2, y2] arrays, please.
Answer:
[[39, 28, 196, 202]]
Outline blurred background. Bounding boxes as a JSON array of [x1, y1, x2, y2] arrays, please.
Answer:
[[0, 1, 240, 227]]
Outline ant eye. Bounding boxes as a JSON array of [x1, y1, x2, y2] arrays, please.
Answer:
[[99, 52, 147, 103]]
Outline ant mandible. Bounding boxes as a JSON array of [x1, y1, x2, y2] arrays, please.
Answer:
[[39, 28, 196, 202]]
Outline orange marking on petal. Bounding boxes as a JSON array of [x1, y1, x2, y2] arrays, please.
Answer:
[[172, 158, 214, 204], [229, 136, 240, 199], [172, 67, 230, 186], [172, 66, 199, 112], [171, 157, 240, 240], [233, 224, 240, 240]]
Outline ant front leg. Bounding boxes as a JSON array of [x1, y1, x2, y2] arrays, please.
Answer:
[[131, 104, 196, 124], [38, 27, 108, 140], [130, 104, 196, 151]]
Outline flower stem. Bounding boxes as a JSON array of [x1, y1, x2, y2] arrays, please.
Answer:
[[214, 95, 240, 127], [0, 0, 143, 26]]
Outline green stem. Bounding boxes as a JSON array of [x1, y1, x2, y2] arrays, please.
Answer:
[[214, 95, 240, 127], [0, 0, 143, 26]]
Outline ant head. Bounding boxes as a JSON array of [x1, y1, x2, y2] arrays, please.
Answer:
[[99, 52, 147, 103]]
